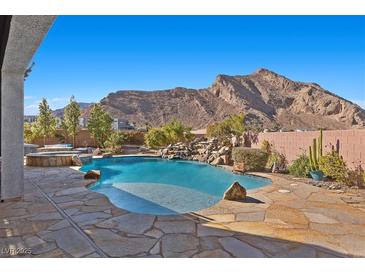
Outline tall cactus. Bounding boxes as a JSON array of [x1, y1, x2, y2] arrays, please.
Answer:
[[318, 129, 323, 158], [308, 129, 323, 171]]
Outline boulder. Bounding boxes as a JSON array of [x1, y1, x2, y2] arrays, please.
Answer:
[[207, 155, 216, 164], [232, 162, 245, 173], [231, 136, 239, 147], [223, 182, 247, 201], [218, 146, 230, 155], [211, 156, 224, 166], [221, 154, 231, 165], [193, 154, 206, 162], [71, 155, 83, 166], [92, 148, 102, 156], [84, 170, 101, 180]]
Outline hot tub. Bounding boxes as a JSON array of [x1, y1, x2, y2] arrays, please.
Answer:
[[26, 151, 80, 167]]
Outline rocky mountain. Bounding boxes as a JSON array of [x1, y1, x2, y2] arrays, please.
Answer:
[[53, 102, 93, 118], [90, 69, 365, 130]]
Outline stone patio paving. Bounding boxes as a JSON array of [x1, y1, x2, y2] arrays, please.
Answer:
[[1, 166, 365, 257]]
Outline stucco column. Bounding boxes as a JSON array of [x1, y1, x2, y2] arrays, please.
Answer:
[[0, 16, 56, 201], [1, 71, 24, 200]]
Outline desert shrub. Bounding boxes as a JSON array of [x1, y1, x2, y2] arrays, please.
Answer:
[[232, 147, 268, 171], [266, 151, 287, 171], [319, 151, 350, 185], [163, 118, 194, 144], [207, 114, 245, 143], [288, 154, 311, 177], [144, 128, 168, 149], [104, 131, 128, 153], [124, 131, 145, 145], [260, 139, 272, 154], [348, 164, 365, 188], [144, 119, 193, 148]]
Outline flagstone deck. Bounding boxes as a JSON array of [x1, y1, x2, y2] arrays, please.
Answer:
[[1, 166, 364, 258]]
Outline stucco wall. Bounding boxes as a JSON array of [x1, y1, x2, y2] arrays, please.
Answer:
[[252, 128, 365, 169]]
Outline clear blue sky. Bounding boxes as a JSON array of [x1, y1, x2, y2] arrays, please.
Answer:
[[25, 16, 365, 115]]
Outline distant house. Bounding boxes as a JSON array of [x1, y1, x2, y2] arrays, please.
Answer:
[[24, 115, 37, 124], [55, 117, 63, 128], [112, 118, 136, 131], [191, 128, 207, 138], [79, 117, 88, 128]]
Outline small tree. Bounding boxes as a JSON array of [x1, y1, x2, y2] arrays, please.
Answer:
[[207, 114, 245, 143], [163, 118, 193, 144], [144, 119, 193, 148], [87, 104, 113, 148], [63, 96, 81, 148], [33, 98, 57, 146]]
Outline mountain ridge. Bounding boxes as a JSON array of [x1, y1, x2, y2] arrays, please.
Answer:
[[84, 68, 365, 130], [53, 102, 93, 118]]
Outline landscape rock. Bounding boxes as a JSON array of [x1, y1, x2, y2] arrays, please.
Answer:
[[223, 181, 247, 201], [211, 156, 223, 166], [71, 155, 83, 166], [232, 163, 245, 173], [84, 170, 101, 180], [159, 137, 234, 167], [231, 136, 239, 147], [221, 154, 231, 165], [92, 148, 102, 156]]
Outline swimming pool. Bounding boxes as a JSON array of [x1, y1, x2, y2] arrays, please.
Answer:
[[80, 156, 271, 215]]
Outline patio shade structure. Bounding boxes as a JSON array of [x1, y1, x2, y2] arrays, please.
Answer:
[[0, 16, 56, 201]]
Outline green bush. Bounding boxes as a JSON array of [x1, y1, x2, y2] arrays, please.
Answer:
[[144, 128, 168, 149], [144, 119, 193, 148], [319, 151, 350, 185], [24, 122, 36, 144], [288, 154, 311, 177], [207, 114, 245, 143], [104, 131, 128, 153], [232, 147, 268, 171]]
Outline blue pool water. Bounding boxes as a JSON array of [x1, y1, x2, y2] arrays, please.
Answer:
[[80, 157, 271, 215]]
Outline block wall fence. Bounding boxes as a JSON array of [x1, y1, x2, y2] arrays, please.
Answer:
[[31, 129, 145, 148], [252, 128, 365, 170]]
